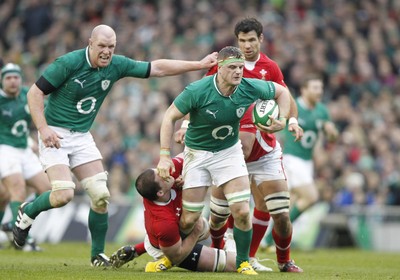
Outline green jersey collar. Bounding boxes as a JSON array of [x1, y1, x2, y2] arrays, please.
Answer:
[[85, 47, 93, 68]]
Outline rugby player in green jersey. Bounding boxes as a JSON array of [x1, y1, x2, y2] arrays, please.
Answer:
[[281, 73, 338, 227], [13, 24, 218, 267], [0, 63, 51, 251], [157, 46, 291, 275]]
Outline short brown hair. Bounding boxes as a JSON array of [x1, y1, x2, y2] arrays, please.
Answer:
[[300, 73, 323, 89], [234, 18, 263, 38], [217, 46, 244, 61], [135, 169, 160, 201]]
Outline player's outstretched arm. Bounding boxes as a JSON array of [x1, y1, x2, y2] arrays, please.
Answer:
[[150, 52, 218, 77]]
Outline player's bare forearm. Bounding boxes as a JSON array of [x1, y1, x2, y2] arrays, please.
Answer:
[[27, 84, 47, 131], [150, 52, 218, 77], [273, 83, 290, 119]]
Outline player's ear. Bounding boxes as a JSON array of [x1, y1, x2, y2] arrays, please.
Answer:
[[157, 190, 164, 198], [259, 33, 264, 43]]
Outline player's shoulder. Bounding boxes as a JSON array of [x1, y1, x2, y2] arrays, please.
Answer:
[[259, 52, 280, 67], [0, 89, 6, 102], [187, 75, 213, 90], [315, 102, 329, 113], [20, 86, 30, 96], [110, 54, 137, 64], [242, 77, 270, 87], [53, 48, 86, 71], [259, 52, 275, 62], [58, 48, 85, 63]]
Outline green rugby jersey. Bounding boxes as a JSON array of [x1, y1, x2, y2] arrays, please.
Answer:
[[42, 47, 150, 132], [0, 87, 31, 148], [280, 97, 330, 160], [174, 75, 276, 152]]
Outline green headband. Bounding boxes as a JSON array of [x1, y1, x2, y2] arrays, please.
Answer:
[[218, 57, 245, 66]]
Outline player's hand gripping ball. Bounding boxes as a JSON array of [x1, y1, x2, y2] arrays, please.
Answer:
[[252, 99, 279, 126]]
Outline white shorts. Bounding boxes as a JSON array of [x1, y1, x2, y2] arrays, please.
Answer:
[[0, 145, 43, 179], [246, 142, 286, 186], [283, 154, 313, 189], [183, 141, 248, 189], [144, 234, 164, 260], [38, 126, 102, 170]]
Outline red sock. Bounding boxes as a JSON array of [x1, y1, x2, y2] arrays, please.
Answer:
[[134, 242, 146, 256], [249, 209, 270, 257], [272, 228, 292, 264], [210, 222, 228, 249], [227, 214, 234, 229]]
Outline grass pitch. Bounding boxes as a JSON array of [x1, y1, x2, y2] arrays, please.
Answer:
[[0, 242, 399, 280]]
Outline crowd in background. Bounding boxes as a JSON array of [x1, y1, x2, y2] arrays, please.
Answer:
[[1, 0, 400, 208]]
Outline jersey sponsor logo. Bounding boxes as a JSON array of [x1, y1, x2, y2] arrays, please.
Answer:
[[259, 69, 267, 80], [73, 78, 86, 88], [176, 207, 181, 217], [2, 109, 12, 117], [236, 107, 246, 118], [76, 96, 97, 114], [206, 109, 218, 119], [301, 130, 317, 149], [101, 80, 110, 91], [211, 125, 233, 140], [11, 119, 28, 137], [191, 252, 198, 261]]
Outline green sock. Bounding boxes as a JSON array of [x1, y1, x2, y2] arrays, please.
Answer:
[[88, 209, 108, 258], [290, 205, 302, 223], [9, 201, 22, 223], [24, 191, 52, 219], [233, 226, 252, 268]]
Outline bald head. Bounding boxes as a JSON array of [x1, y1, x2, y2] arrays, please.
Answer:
[[91, 24, 116, 40], [88, 24, 117, 68]]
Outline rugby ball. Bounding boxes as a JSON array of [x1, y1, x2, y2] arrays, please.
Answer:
[[252, 99, 279, 126]]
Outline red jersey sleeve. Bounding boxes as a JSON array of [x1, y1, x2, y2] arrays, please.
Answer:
[[240, 104, 257, 134], [267, 58, 286, 87], [206, 65, 218, 76], [153, 219, 181, 248]]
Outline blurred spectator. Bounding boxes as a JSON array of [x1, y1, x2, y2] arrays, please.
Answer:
[[21, 0, 53, 47]]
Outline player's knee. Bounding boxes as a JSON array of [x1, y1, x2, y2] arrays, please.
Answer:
[[226, 190, 251, 226], [232, 206, 251, 223], [265, 191, 290, 215], [51, 180, 76, 206], [273, 212, 291, 236], [81, 172, 110, 209]]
